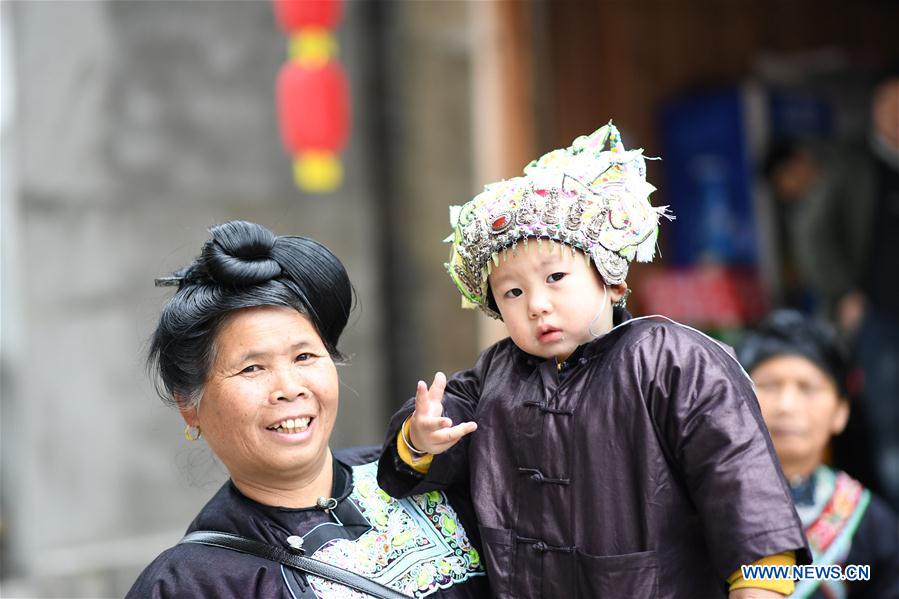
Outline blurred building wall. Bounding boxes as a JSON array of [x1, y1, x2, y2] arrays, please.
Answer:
[[0, 1, 473, 595], [2, 1, 387, 597], [542, 0, 899, 153], [367, 1, 478, 408]]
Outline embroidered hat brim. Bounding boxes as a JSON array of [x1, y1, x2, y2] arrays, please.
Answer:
[[445, 121, 672, 319]]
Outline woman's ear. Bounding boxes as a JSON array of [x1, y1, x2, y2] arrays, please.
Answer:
[[608, 283, 628, 303], [831, 397, 850, 436], [176, 393, 199, 427]]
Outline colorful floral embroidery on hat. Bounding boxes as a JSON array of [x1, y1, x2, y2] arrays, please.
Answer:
[[445, 121, 673, 319]]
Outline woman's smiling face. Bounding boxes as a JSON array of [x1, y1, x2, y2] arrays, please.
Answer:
[[181, 305, 339, 491]]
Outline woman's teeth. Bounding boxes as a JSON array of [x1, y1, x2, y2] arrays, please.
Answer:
[[270, 417, 311, 433]]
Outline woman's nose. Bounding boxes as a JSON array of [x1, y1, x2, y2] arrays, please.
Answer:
[[269, 368, 308, 403], [773, 386, 800, 413]]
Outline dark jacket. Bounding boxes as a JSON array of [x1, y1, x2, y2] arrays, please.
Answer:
[[379, 314, 810, 599], [847, 492, 899, 599], [128, 446, 490, 598]]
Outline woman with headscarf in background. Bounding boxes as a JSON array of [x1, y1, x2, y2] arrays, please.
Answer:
[[739, 310, 899, 599]]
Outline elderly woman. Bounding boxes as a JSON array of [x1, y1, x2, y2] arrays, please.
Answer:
[[127, 221, 488, 598], [738, 310, 899, 599]]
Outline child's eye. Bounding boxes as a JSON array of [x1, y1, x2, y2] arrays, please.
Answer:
[[503, 288, 523, 299], [547, 272, 566, 283]]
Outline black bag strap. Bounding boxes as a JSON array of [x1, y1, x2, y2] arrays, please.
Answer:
[[180, 531, 411, 599]]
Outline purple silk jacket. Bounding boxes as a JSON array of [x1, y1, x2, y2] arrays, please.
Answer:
[[378, 313, 810, 599]]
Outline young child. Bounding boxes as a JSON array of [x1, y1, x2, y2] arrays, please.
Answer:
[[738, 310, 899, 599], [378, 123, 810, 598]]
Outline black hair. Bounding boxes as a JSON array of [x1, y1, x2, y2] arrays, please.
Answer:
[[875, 59, 899, 85], [761, 140, 805, 180], [737, 309, 850, 397], [148, 220, 354, 408]]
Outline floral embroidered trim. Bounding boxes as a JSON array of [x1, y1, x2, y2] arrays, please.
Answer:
[[804, 469, 866, 555], [307, 462, 484, 598], [792, 467, 872, 599]]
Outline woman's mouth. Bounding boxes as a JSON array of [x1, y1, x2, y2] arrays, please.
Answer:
[[267, 417, 313, 434], [770, 425, 806, 437]]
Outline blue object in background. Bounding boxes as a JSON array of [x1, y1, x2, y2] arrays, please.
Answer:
[[659, 89, 757, 266], [768, 90, 832, 141]]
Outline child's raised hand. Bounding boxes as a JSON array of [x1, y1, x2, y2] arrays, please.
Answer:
[[408, 372, 478, 455]]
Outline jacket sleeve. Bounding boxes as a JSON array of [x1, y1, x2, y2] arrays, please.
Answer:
[[126, 545, 291, 598], [377, 342, 498, 498], [636, 325, 811, 583]]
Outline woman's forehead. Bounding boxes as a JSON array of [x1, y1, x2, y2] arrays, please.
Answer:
[[215, 306, 322, 353], [751, 354, 832, 381]]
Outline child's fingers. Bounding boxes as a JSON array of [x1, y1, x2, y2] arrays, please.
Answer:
[[433, 421, 477, 447], [428, 372, 447, 401], [414, 380, 442, 416], [414, 414, 453, 433]]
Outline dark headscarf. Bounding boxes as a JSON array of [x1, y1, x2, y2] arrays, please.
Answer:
[[737, 309, 850, 396]]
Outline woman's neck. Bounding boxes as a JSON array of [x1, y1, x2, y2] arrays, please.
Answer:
[[231, 451, 334, 508], [779, 456, 820, 483]]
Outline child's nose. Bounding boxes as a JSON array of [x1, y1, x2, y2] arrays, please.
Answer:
[[528, 294, 552, 318]]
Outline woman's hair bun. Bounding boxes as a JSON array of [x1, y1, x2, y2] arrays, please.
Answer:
[[201, 220, 282, 286]]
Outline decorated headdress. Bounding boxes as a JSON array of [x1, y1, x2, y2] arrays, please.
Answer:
[[446, 121, 671, 319]]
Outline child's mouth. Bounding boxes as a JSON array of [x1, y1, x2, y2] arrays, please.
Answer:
[[538, 328, 562, 343]]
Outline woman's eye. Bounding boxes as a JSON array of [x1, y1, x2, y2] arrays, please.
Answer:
[[547, 272, 566, 283], [296, 353, 312, 362], [503, 288, 523, 299], [240, 364, 261, 374], [799, 382, 823, 397]]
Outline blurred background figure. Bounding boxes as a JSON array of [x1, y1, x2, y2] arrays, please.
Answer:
[[3, 1, 899, 596], [759, 140, 820, 312], [795, 70, 899, 511], [738, 310, 899, 599]]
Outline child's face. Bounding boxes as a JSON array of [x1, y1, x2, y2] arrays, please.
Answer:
[[488, 241, 624, 361], [751, 354, 849, 476]]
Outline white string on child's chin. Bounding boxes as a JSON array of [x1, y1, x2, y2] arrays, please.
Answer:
[[588, 286, 610, 338]]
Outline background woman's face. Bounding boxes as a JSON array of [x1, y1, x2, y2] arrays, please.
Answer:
[[182, 305, 339, 489], [751, 354, 849, 473]]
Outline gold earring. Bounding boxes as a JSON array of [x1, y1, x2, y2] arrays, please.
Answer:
[[184, 425, 201, 441]]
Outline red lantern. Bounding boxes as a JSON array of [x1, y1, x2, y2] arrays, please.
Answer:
[[277, 61, 348, 152], [273, 0, 342, 32], [272, 0, 349, 193]]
